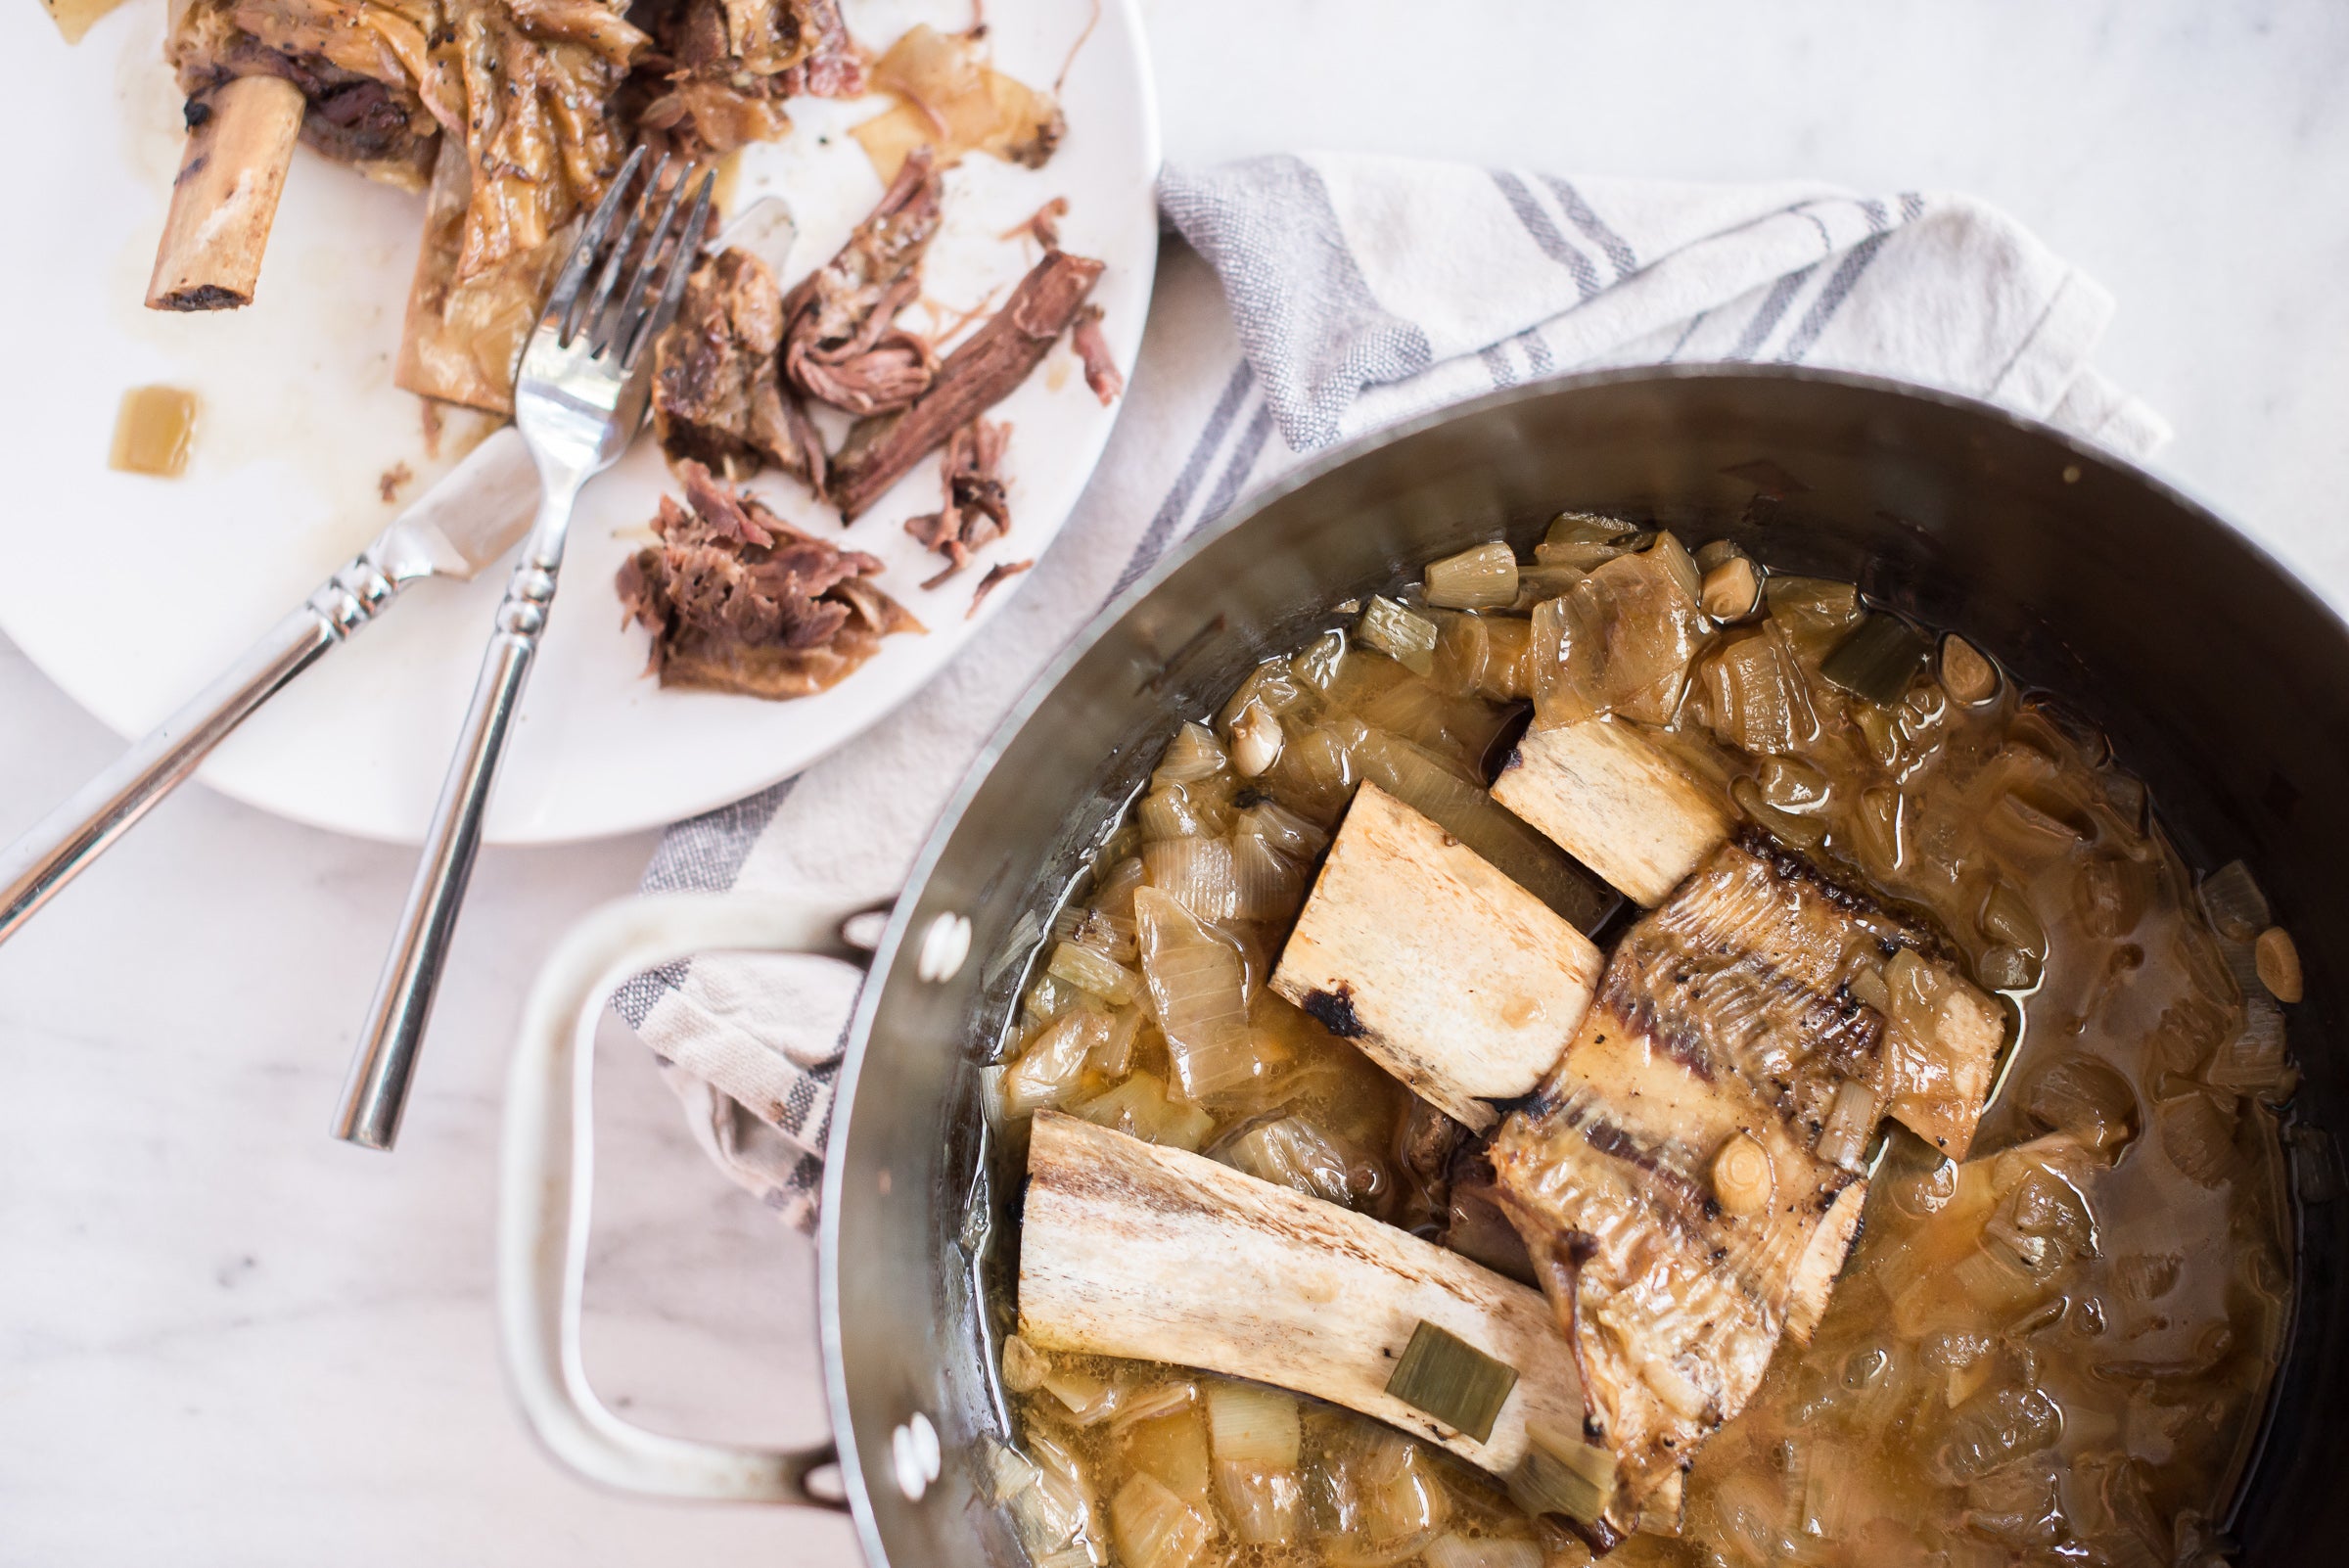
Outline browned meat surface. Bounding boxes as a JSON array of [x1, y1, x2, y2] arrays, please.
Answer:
[[830, 249, 1105, 519], [1070, 303, 1124, 405], [617, 461, 923, 699], [905, 419, 1010, 586], [1488, 835, 2002, 1530], [652, 247, 827, 486], [781, 150, 946, 416], [626, 0, 862, 159], [166, 0, 448, 184]]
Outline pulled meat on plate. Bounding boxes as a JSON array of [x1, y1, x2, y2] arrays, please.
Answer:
[[625, 0, 864, 160], [617, 461, 921, 699], [653, 247, 827, 486], [905, 419, 1010, 587], [781, 149, 946, 415]]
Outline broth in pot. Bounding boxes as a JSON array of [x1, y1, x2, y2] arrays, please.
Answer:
[[980, 519, 2294, 1568]]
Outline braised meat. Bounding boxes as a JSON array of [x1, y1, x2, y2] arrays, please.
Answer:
[[830, 249, 1106, 519], [1070, 303, 1124, 406], [1488, 835, 1997, 1527], [627, 0, 863, 160], [652, 247, 827, 486], [618, 462, 923, 700], [165, 0, 447, 186], [781, 149, 946, 416], [904, 419, 1010, 587]]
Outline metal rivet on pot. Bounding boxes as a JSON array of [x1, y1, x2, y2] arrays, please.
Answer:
[[891, 1422, 928, 1501], [909, 1411, 942, 1484], [917, 912, 972, 983]]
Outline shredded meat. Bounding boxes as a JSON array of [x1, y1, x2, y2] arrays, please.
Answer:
[[652, 247, 827, 487], [1070, 303, 1123, 405], [966, 558, 1033, 617], [782, 150, 947, 416], [626, 0, 863, 160], [1002, 196, 1068, 249], [617, 461, 923, 699], [906, 419, 1011, 586], [830, 249, 1106, 520]]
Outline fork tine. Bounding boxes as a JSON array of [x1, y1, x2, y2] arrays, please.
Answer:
[[578, 154, 669, 353], [621, 172, 716, 374], [607, 171, 688, 350], [545, 145, 645, 341]]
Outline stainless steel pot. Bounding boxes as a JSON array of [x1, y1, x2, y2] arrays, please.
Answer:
[[498, 366, 2344, 1563]]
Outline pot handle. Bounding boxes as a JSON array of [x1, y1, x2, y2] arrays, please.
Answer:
[[498, 891, 869, 1505]]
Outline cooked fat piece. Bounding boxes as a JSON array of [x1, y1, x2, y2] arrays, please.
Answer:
[[1492, 718, 1733, 907], [1018, 1113, 1601, 1481], [1490, 838, 2002, 1522], [1269, 783, 1603, 1132]]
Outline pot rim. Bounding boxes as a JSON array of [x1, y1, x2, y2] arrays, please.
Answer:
[[814, 360, 2332, 1557]]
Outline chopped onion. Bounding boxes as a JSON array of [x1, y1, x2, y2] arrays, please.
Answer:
[[1222, 659, 1313, 726], [1048, 941, 1139, 1006], [1092, 856, 1146, 919], [1213, 1114, 1372, 1209], [1816, 1079, 1878, 1171], [1143, 837, 1243, 921], [1109, 1472, 1212, 1568], [1056, 904, 1139, 965], [1205, 1381, 1302, 1467], [998, 1426, 1106, 1568], [1979, 881, 2047, 958], [1278, 723, 1359, 812], [1731, 774, 1827, 852], [1227, 832, 1305, 921], [2206, 995, 2289, 1092], [1236, 799, 1329, 858], [1134, 888, 1260, 1099], [1001, 1333, 1052, 1394], [1091, 1005, 1146, 1076], [2025, 1055, 2139, 1157], [1763, 575, 1864, 652], [1044, 1365, 1123, 1426], [1292, 628, 1349, 691], [1358, 1430, 1453, 1544], [1504, 1419, 1616, 1526], [1023, 972, 1084, 1033], [1536, 512, 1649, 570], [1704, 623, 1819, 754], [1213, 1460, 1304, 1545], [1358, 596, 1442, 676], [1120, 1407, 1214, 1503], [1434, 613, 1534, 701], [1065, 1070, 1216, 1152], [1111, 1381, 1200, 1436], [1137, 785, 1221, 842], [1528, 549, 1711, 725], [1423, 1534, 1543, 1568], [1002, 1009, 1110, 1118], [2199, 859, 2270, 940], [1649, 530, 1705, 606], [1425, 542, 1521, 611], [1154, 720, 1228, 785]]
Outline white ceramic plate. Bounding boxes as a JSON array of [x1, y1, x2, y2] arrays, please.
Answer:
[[3, 0, 1157, 844]]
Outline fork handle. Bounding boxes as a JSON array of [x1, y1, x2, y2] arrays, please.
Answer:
[[335, 538, 565, 1151], [0, 554, 411, 948]]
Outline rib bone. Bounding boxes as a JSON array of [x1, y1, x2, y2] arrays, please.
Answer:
[[146, 74, 306, 311], [1492, 718, 1732, 907], [1270, 782, 1602, 1131], [1019, 1112, 1599, 1480]]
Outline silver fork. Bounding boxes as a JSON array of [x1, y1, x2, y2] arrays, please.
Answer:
[[334, 150, 714, 1151]]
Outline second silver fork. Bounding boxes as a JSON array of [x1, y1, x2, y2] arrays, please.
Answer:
[[334, 150, 714, 1152]]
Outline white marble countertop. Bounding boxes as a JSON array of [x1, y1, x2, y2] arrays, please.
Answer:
[[5, 2, 2346, 1562]]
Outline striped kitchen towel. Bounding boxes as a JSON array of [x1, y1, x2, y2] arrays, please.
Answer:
[[618, 152, 2168, 1230]]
